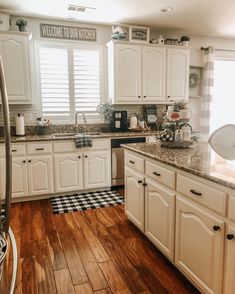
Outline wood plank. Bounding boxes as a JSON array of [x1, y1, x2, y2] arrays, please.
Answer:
[[94, 289, 112, 294], [54, 268, 75, 294], [99, 260, 131, 294], [21, 257, 38, 294], [74, 212, 110, 263], [60, 212, 108, 291], [84, 209, 149, 293], [53, 214, 88, 285], [74, 282, 93, 294], [40, 200, 67, 271]]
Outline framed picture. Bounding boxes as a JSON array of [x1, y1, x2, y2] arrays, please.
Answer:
[[129, 26, 150, 43]]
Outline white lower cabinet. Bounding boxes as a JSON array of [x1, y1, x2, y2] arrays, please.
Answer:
[[54, 154, 83, 193], [125, 167, 145, 231], [175, 195, 225, 294], [12, 158, 28, 198], [224, 225, 235, 294], [83, 150, 110, 189], [27, 156, 53, 196], [145, 178, 175, 260]]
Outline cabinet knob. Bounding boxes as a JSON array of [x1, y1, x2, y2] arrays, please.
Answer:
[[167, 96, 170, 98], [28, 160, 31, 163], [138, 96, 141, 98], [227, 234, 234, 240], [85, 155, 88, 158], [129, 160, 135, 164], [23, 160, 26, 163], [138, 180, 142, 184], [144, 96, 146, 98], [213, 225, 220, 232], [78, 156, 81, 159], [143, 183, 147, 187]]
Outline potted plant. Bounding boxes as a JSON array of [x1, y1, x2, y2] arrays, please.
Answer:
[[180, 36, 190, 47], [97, 102, 113, 123], [15, 18, 28, 32]]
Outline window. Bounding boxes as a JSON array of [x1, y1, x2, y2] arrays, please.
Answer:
[[210, 52, 235, 134], [37, 43, 103, 122]]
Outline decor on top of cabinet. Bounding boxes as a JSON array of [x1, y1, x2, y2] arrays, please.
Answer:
[[15, 18, 28, 32], [97, 102, 113, 122], [0, 13, 10, 31], [179, 36, 190, 47], [164, 38, 179, 45], [111, 25, 127, 40], [129, 26, 150, 43]]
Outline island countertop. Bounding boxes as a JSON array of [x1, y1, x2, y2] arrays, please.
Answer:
[[122, 142, 235, 190]]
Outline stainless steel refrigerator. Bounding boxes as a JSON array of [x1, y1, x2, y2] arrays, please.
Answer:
[[0, 57, 17, 294]]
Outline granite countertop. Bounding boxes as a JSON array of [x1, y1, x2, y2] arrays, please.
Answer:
[[0, 131, 159, 143], [122, 142, 235, 190]]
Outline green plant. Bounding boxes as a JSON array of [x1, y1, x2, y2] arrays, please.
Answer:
[[173, 100, 186, 111], [16, 19, 28, 26], [97, 102, 113, 119], [180, 35, 190, 42]]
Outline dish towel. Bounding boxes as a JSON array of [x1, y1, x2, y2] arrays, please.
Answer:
[[74, 134, 93, 148]]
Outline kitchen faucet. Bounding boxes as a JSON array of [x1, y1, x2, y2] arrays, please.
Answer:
[[75, 112, 87, 133]]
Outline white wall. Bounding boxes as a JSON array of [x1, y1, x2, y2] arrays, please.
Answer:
[[1, 15, 235, 126]]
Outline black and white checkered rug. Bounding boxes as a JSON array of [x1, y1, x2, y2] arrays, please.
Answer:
[[50, 190, 125, 214]]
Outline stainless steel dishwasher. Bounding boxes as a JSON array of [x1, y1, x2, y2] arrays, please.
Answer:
[[111, 137, 146, 186]]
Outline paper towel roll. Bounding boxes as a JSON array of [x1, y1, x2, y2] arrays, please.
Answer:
[[15, 114, 25, 136]]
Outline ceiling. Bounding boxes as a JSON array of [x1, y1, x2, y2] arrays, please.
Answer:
[[1, 0, 235, 38]]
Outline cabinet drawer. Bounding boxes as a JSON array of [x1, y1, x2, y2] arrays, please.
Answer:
[[0, 144, 26, 157], [228, 194, 235, 221], [146, 160, 175, 189], [177, 174, 227, 215], [27, 143, 52, 155], [54, 141, 76, 153], [125, 151, 144, 173]]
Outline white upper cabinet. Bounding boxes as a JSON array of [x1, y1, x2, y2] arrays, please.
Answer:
[[114, 44, 142, 103], [142, 46, 166, 102], [166, 48, 189, 102], [0, 32, 32, 104], [106, 41, 189, 104]]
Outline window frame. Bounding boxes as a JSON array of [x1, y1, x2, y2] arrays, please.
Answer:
[[34, 40, 105, 124]]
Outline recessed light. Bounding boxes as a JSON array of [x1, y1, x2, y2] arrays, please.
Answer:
[[161, 7, 173, 13]]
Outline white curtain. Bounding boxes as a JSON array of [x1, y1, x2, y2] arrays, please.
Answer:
[[200, 46, 214, 141]]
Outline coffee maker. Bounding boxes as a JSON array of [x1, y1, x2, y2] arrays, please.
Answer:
[[110, 111, 128, 132]]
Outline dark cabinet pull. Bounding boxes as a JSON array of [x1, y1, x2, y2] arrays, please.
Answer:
[[190, 189, 202, 196], [28, 160, 31, 163], [143, 183, 147, 187], [35, 148, 44, 151], [167, 96, 170, 98], [138, 180, 142, 184], [144, 96, 146, 98], [23, 160, 26, 163], [129, 160, 135, 164], [153, 171, 161, 176], [12, 149, 17, 152], [227, 234, 234, 240], [213, 225, 220, 232], [85, 155, 88, 158], [138, 96, 141, 98], [78, 156, 81, 159]]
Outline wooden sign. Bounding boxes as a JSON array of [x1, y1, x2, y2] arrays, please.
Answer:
[[40, 23, 96, 41]]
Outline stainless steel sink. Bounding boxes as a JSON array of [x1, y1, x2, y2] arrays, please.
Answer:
[[52, 132, 103, 138]]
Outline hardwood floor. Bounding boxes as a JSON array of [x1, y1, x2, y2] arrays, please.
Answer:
[[2, 190, 200, 294]]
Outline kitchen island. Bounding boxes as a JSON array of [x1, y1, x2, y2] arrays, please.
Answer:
[[122, 142, 235, 294]]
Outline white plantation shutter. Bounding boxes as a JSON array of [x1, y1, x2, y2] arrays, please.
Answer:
[[73, 49, 101, 119], [39, 47, 70, 117], [38, 44, 102, 121]]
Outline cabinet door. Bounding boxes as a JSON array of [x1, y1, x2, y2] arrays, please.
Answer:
[[166, 48, 189, 102], [28, 156, 53, 196], [125, 167, 144, 231], [175, 195, 224, 294], [224, 225, 235, 294], [83, 151, 110, 189], [115, 44, 141, 103], [142, 47, 166, 102], [0, 34, 31, 103], [54, 154, 83, 193], [145, 178, 175, 260], [12, 158, 28, 198]]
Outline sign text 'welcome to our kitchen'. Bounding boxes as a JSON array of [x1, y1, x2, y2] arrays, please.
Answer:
[[40, 23, 96, 41]]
